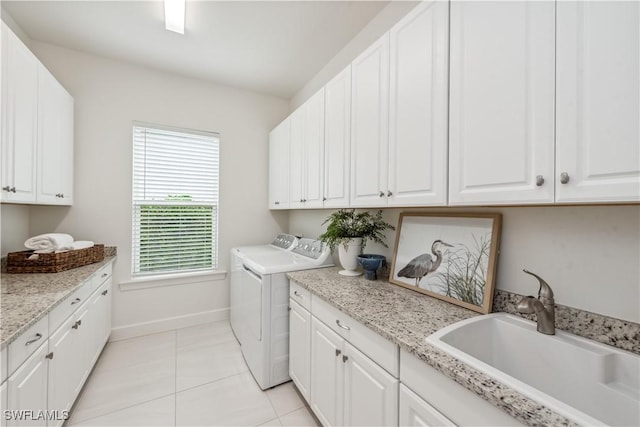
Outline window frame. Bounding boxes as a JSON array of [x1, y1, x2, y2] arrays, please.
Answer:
[[131, 121, 220, 278]]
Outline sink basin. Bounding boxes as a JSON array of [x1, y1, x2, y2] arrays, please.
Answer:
[[426, 313, 640, 426]]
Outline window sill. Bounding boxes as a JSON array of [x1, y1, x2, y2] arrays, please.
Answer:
[[119, 270, 227, 291]]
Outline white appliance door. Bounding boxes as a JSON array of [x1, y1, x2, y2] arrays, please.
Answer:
[[229, 251, 244, 344], [243, 265, 263, 341]]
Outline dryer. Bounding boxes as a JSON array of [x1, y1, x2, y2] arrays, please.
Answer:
[[230, 237, 332, 389]]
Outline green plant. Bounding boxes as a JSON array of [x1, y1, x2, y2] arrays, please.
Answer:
[[319, 209, 395, 251]]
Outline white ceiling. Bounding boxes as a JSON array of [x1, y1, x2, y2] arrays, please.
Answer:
[[2, 1, 389, 99]]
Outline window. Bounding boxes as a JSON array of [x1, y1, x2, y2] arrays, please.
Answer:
[[132, 123, 219, 276]]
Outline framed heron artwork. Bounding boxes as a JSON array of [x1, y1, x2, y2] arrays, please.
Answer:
[[389, 213, 502, 314]]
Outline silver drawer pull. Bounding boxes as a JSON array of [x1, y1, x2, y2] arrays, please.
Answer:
[[342, 355, 349, 363], [102, 289, 108, 296], [71, 297, 81, 305], [25, 333, 43, 346], [72, 320, 82, 330], [336, 319, 350, 331], [335, 349, 341, 357], [101, 273, 108, 278], [293, 290, 302, 298]]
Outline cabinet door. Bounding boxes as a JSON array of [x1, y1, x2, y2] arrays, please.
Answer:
[[47, 315, 77, 426], [1, 23, 38, 204], [289, 300, 311, 401], [304, 89, 325, 208], [343, 342, 398, 427], [310, 318, 343, 427], [37, 65, 73, 206], [399, 384, 455, 427], [1, 380, 7, 427], [448, 1, 555, 205], [86, 279, 112, 369], [323, 66, 351, 208], [289, 108, 305, 209], [555, 1, 640, 203], [388, 1, 448, 207], [350, 34, 390, 207], [269, 118, 291, 209], [7, 343, 48, 427]]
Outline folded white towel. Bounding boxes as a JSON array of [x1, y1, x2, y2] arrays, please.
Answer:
[[55, 241, 95, 253], [25, 233, 74, 251]]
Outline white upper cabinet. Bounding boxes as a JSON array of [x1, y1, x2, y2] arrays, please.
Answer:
[[1, 23, 74, 206], [388, 0, 449, 206], [448, 1, 556, 205], [304, 88, 325, 208], [37, 65, 74, 206], [289, 88, 325, 209], [323, 66, 351, 208], [1, 23, 38, 203], [555, 1, 640, 203], [269, 118, 290, 209], [350, 34, 390, 207]]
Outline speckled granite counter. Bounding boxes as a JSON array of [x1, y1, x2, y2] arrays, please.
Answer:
[[1, 255, 116, 350], [287, 267, 577, 427]]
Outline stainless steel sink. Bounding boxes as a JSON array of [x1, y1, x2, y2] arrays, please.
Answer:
[[426, 313, 640, 426]]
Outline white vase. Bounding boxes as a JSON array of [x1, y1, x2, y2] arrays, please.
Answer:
[[338, 238, 363, 277]]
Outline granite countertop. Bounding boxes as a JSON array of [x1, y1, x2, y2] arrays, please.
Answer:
[[287, 267, 576, 427], [1, 256, 116, 350]]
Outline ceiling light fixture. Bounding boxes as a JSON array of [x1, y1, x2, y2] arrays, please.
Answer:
[[164, 0, 185, 34]]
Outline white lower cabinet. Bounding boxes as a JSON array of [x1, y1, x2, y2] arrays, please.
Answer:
[[5, 262, 113, 427], [309, 316, 398, 427], [7, 343, 49, 427], [400, 350, 523, 426], [288, 299, 311, 401], [343, 342, 398, 427], [399, 384, 454, 427]]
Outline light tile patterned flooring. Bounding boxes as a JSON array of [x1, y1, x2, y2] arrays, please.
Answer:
[[67, 321, 320, 427]]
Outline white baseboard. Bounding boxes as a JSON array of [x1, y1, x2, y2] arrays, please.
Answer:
[[108, 308, 229, 341]]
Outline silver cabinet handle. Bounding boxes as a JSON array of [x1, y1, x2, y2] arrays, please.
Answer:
[[378, 191, 384, 197], [387, 190, 393, 197], [101, 273, 108, 278], [71, 298, 81, 305], [2, 186, 10, 192], [560, 172, 570, 184], [274, 201, 280, 205], [72, 320, 82, 330], [293, 290, 302, 298], [45, 352, 54, 360], [335, 349, 341, 357], [536, 175, 544, 186], [10, 187, 16, 193], [25, 333, 43, 346], [336, 319, 350, 331], [102, 289, 108, 296], [342, 355, 349, 363]]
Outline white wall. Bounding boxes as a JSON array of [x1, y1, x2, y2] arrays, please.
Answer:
[[24, 42, 290, 333], [0, 205, 30, 256], [290, 1, 419, 109], [289, 206, 640, 324]]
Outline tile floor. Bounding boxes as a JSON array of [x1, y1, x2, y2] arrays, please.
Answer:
[[67, 321, 320, 427]]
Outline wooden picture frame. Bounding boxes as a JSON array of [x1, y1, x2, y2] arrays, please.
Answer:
[[389, 213, 502, 314]]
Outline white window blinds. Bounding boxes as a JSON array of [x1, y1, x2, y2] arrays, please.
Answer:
[[132, 123, 219, 276]]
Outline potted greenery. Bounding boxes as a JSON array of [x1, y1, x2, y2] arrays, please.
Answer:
[[319, 209, 395, 276]]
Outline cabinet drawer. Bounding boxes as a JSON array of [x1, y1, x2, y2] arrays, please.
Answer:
[[48, 280, 93, 334], [8, 315, 48, 375], [289, 281, 311, 311], [312, 295, 399, 377], [93, 263, 112, 290], [400, 349, 523, 426]]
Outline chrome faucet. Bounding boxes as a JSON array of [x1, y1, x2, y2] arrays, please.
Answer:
[[517, 269, 555, 335]]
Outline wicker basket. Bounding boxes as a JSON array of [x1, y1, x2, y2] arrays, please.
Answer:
[[7, 244, 105, 274]]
